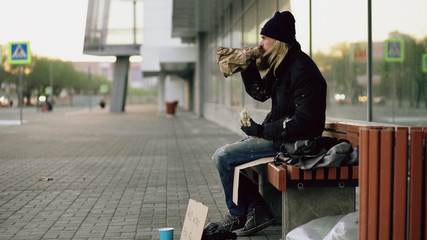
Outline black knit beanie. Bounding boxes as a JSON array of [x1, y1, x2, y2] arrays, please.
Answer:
[[260, 11, 296, 43]]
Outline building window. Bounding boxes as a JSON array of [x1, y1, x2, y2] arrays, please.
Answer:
[[310, 0, 367, 121], [371, 0, 427, 126], [231, 19, 244, 107], [242, 4, 258, 109]]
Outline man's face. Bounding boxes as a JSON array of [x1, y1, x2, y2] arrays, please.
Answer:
[[256, 35, 275, 71], [259, 35, 274, 53]]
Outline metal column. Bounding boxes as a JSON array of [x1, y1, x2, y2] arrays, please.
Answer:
[[110, 56, 130, 112]]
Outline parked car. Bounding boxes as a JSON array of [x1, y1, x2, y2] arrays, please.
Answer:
[[0, 96, 10, 107]]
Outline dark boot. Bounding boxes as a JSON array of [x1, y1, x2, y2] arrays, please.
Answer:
[[234, 206, 275, 236], [204, 213, 246, 233]]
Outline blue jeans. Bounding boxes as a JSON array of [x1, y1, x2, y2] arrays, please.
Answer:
[[212, 136, 278, 217]]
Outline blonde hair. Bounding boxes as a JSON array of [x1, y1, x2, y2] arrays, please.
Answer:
[[263, 40, 289, 76]]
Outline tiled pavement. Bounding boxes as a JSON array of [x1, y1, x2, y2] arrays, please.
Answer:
[[0, 105, 281, 240]]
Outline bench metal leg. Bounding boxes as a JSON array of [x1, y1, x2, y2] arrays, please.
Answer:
[[282, 187, 356, 239]]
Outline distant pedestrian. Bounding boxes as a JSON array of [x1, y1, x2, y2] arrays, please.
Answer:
[[47, 101, 53, 111], [207, 11, 327, 236], [99, 100, 105, 108]]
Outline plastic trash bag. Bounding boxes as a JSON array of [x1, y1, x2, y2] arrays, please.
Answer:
[[286, 212, 358, 240]]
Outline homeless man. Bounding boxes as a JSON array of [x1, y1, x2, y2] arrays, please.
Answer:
[[207, 11, 327, 237]]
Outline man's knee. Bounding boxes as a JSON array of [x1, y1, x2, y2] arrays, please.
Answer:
[[212, 146, 228, 170]]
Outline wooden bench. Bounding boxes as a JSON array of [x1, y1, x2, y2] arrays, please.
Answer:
[[264, 122, 371, 238], [359, 126, 427, 240], [264, 122, 427, 239]]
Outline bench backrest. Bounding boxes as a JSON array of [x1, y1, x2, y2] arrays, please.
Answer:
[[323, 122, 373, 148], [359, 127, 427, 240]]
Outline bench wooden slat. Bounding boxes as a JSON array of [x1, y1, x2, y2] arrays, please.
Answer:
[[379, 129, 393, 240], [303, 170, 312, 180], [340, 166, 349, 179], [315, 168, 325, 180], [352, 166, 359, 180], [393, 128, 408, 240], [326, 130, 359, 148], [332, 133, 359, 148], [335, 122, 368, 133], [287, 165, 300, 180], [326, 122, 366, 135], [327, 168, 337, 180], [408, 130, 423, 240], [424, 130, 427, 237], [367, 129, 380, 240], [359, 128, 369, 240], [267, 163, 287, 191], [338, 132, 359, 147]]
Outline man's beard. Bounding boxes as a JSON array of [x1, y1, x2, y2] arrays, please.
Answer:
[[256, 53, 271, 72]]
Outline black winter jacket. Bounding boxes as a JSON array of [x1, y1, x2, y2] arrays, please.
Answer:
[[241, 42, 327, 150]]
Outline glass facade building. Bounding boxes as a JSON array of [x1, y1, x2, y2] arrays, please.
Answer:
[[188, 0, 427, 127], [84, 0, 144, 112], [84, 0, 143, 56]]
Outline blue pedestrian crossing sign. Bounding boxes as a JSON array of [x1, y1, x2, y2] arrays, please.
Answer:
[[8, 42, 32, 65], [100, 84, 109, 94], [45, 86, 53, 96], [385, 39, 404, 62]]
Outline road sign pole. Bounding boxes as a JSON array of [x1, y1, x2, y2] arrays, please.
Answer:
[[392, 63, 396, 123], [0, 45, 3, 65], [88, 67, 92, 111], [423, 54, 427, 73], [9, 42, 31, 125], [50, 61, 53, 104], [18, 65, 23, 125]]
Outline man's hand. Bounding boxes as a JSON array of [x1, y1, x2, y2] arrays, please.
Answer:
[[241, 118, 264, 137]]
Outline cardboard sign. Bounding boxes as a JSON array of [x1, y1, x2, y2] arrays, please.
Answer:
[[181, 199, 209, 240]]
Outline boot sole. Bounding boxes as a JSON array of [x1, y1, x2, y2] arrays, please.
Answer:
[[234, 218, 275, 236]]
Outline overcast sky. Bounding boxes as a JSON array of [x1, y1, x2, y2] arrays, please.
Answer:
[[1, 0, 425, 62], [0, 0, 115, 62]]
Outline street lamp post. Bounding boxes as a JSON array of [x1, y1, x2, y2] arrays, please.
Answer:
[[18, 65, 23, 125], [88, 67, 92, 110], [50, 61, 53, 105]]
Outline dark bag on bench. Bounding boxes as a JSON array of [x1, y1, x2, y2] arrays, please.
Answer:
[[275, 136, 357, 170]]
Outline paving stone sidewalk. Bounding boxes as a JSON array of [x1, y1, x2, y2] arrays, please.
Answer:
[[0, 105, 281, 240]]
